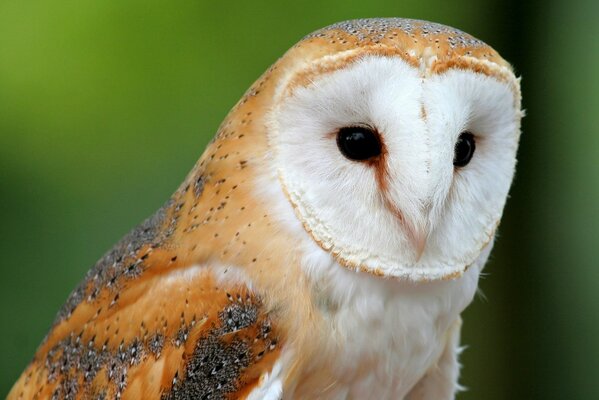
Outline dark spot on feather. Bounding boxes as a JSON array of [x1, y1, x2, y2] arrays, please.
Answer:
[[54, 196, 180, 324]]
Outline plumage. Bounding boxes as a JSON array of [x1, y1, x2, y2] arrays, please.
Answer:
[[9, 18, 522, 399]]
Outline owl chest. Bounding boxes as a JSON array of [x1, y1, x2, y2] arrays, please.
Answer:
[[310, 296, 447, 398], [289, 265, 480, 399]]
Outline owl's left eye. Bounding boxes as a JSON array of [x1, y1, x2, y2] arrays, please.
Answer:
[[453, 132, 476, 167], [336, 126, 382, 161]]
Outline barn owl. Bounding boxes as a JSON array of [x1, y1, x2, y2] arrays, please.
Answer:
[[10, 18, 521, 400]]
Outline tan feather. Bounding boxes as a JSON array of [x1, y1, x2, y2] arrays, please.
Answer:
[[10, 18, 518, 399]]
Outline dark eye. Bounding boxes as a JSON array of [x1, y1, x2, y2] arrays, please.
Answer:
[[453, 132, 476, 167], [336, 126, 382, 161]]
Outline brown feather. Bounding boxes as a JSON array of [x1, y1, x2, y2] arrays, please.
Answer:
[[9, 18, 516, 399]]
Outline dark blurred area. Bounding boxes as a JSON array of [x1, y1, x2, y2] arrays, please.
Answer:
[[1, 0, 597, 398]]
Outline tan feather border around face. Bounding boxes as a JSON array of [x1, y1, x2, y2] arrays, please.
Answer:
[[277, 46, 520, 106], [267, 46, 521, 282]]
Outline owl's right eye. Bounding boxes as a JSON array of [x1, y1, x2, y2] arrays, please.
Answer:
[[336, 126, 382, 161]]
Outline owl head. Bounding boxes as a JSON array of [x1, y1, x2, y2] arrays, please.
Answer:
[[258, 19, 522, 282], [187, 18, 521, 283]]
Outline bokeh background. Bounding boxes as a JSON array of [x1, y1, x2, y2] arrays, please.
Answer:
[[1, 0, 598, 398]]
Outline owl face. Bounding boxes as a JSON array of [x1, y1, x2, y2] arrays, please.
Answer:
[[268, 39, 521, 281]]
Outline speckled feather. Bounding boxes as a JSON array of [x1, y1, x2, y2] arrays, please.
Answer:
[[9, 18, 518, 399]]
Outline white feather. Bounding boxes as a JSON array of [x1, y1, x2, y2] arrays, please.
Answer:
[[250, 54, 519, 398], [269, 56, 520, 281]]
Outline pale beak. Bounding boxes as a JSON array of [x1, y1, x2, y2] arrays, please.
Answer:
[[409, 226, 428, 262], [383, 197, 429, 262]]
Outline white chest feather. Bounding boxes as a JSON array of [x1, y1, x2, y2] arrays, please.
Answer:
[[283, 243, 485, 399], [251, 157, 492, 398], [247, 243, 485, 399]]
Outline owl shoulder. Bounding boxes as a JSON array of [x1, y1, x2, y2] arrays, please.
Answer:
[[9, 256, 283, 399]]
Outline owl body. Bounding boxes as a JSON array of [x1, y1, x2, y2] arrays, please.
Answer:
[[10, 19, 521, 399], [249, 242, 484, 399]]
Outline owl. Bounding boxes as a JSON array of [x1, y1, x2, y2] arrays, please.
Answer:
[[9, 18, 522, 400]]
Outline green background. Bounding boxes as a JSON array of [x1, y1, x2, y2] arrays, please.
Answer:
[[1, 0, 598, 398]]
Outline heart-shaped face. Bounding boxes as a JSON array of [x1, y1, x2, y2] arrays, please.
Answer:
[[268, 20, 521, 281]]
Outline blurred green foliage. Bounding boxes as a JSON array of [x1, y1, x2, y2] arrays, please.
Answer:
[[1, 0, 598, 398]]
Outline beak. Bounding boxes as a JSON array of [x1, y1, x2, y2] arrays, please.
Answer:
[[383, 196, 429, 262], [409, 225, 428, 262]]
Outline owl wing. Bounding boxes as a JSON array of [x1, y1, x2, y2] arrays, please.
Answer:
[[9, 197, 282, 400]]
